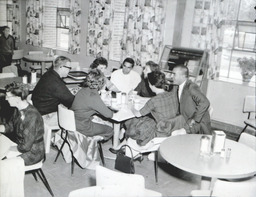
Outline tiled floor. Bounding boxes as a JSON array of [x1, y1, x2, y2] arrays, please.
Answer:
[[24, 140, 201, 197]]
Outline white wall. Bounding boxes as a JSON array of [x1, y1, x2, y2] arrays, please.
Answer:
[[207, 80, 255, 127]]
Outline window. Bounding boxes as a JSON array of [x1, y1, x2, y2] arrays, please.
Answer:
[[218, 0, 255, 85], [0, 0, 13, 32], [42, 0, 70, 51]]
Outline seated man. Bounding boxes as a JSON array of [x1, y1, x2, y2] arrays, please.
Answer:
[[171, 65, 211, 134], [32, 56, 74, 127], [110, 58, 141, 94]]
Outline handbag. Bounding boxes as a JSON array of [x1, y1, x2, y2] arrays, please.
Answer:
[[114, 145, 135, 174]]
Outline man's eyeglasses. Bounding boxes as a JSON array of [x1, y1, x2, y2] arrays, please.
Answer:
[[63, 66, 72, 70], [122, 64, 133, 69]]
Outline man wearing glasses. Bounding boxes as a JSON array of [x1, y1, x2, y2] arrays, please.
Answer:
[[32, 56, 74, 127], [110, 58, 141, 94]]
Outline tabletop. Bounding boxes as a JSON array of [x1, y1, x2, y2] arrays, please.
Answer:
[[23, 54, 55, 62], [159, 134, 256, 179]]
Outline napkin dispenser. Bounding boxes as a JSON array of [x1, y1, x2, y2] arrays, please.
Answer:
[[211, 130, 226, 153]]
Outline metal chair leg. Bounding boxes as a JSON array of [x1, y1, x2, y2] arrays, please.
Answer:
[[54, 130, 68, 163], [154, 151, 158, 183], [32, 172, 38, 181], [36, 169, 54, 197], [237, 125, 248, 141], [98, 141, 105, 166]]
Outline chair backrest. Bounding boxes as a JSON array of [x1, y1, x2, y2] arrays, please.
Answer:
[[2, 65, 18, 76], [0, 72, 16, 78], [12, 49, 24, 60], [212, 177, 256, 197], [243, 96, 256, 113], [28, 51, 43, 55], [238, 133, 256, 150], [208, 106, 213, 118], [58, 104, 76, 132], [96, 166, 145, 188]]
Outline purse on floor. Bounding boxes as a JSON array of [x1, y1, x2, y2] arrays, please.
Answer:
[[114, 145, 135, 174]]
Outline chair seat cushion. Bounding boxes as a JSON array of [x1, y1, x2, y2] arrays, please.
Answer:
[[245, 119, 256, 128]]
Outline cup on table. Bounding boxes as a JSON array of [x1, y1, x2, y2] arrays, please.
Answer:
[[116, 92, 122, 104]]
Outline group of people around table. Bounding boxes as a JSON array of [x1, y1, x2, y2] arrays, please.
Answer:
[[0, 54, 211, 167]]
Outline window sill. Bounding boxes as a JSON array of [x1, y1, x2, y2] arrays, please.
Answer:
[[216, 76, 255, 87]]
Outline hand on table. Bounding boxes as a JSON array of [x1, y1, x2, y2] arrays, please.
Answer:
[[188, 119, 196, 128]]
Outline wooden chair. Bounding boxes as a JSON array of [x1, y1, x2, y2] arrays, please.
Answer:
[[68, 165, 162, 197], [237, 96, 256, 141], [54, 104, 105, 175]]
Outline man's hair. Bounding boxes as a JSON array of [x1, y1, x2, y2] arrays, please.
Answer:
[[174, 64, 189, 78], [5, 82, 29, 100], [2, 26, 10, 31], [90, 57, 108, 69], [146, 61, 160, 72], [147, 71, 166, 89], [81, 69, 105, 90], [122, 58, 135, 68], [54, 56, 71, 69]]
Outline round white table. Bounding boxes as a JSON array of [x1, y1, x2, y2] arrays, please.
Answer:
[[23, 54, 54, 74], [159, 134, 256, 188]]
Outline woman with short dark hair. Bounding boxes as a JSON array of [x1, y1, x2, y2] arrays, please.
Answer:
[[70, 69, 114, 139], [0, 82, 45, 166]]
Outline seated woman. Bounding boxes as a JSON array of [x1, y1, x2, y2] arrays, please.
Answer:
[[70, 69, 114, 140], [0, 82, 45, 166], [90, 57, 120, 92], [134, 61, 160, 97], [125, 71, 189, 146]]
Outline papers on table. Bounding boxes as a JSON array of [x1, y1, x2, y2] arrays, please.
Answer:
[[0, 135, 17, 160]]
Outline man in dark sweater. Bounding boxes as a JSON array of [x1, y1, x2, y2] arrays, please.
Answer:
[[32, 56, 74, 127], [0, 26, 15, 72]]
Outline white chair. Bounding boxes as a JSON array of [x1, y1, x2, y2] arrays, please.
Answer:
[[24, 123, 54, 197], [126, 137, 167, 183], [2, 64, 18, 76], [191, 176, 256, 197], [68, 166, 162, 197], [0, 72, 16, 78], [238, 132, 256, 150], [54, 104, 105, 174], [238, 96, 256, 141]]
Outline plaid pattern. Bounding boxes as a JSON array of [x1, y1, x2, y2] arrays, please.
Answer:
[[140, 91, 179, 123]]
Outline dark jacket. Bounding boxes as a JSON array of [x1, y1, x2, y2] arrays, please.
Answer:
[[32, 69, 74, 115]]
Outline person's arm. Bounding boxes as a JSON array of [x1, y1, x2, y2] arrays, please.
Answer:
[[190, 84, 210, 123], [105, 78, 120, 92], [93, 94, 114, 118], [54, 81, 75, 108]]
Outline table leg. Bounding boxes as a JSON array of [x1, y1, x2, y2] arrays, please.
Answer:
[[41, 62, 46, 75], [200, 176, 211, 189], [113, 123, 120, 149]]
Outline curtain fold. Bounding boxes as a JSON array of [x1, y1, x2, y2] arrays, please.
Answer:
[[68, 0, 81, 54], [12, 0, 20, 43], [120, 0, 166, 67], [25, 0, 43, 47]]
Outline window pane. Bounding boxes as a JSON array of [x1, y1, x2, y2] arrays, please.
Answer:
[[238, 0, 255, 21], [57, 28, 69, 50]]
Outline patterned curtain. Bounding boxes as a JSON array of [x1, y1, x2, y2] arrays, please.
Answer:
[[12, 0, 20, 42], [120, 0, 166, 66], [87, 0, 112, 58], [26, 0, 43, 47], [68, 0, 81, 54]]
